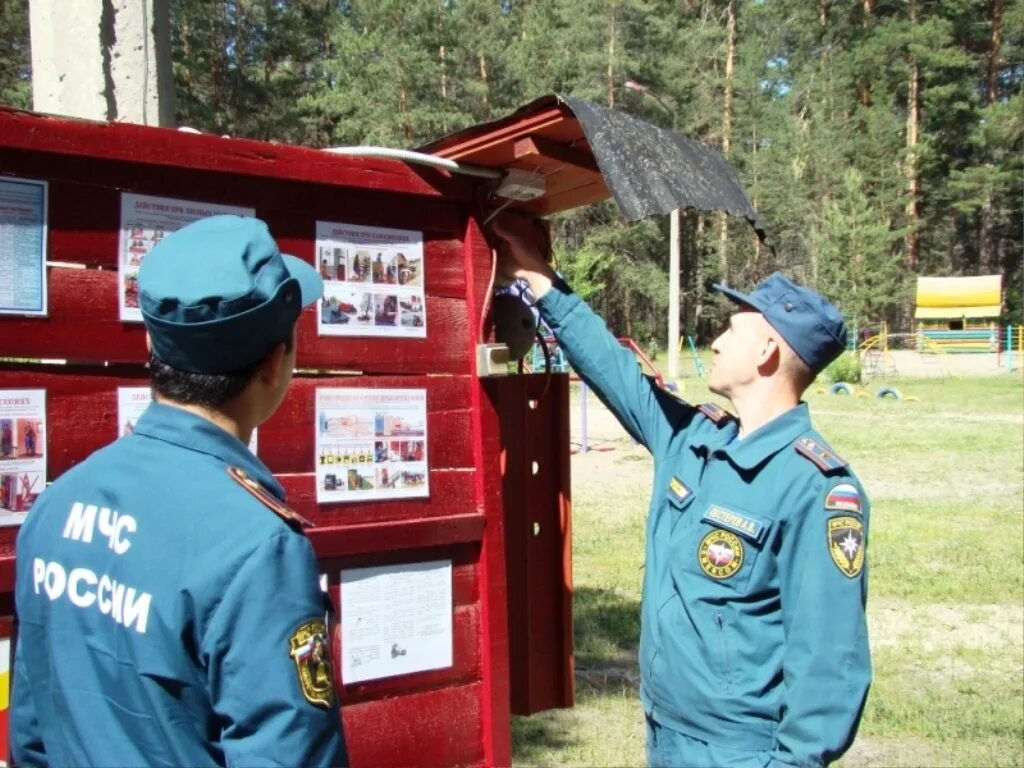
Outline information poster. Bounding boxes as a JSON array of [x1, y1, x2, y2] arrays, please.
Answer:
[[315, 388, 428, 503], [117, 386, 257, 453], [119, 193, 255, 322], [0, 389, 46, 526], [315, 221, 425, 338], [0, 177, 48, 316], [340, 559, 452, 684]]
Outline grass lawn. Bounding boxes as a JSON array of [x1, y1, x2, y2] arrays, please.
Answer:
[[511, 373, 1024, 768]]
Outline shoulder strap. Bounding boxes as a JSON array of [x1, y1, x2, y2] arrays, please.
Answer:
[[227, 466, 313, 531], [794, 436, 848, 473], [698, 402, 735, 427]]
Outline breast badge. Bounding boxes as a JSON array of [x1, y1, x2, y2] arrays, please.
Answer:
[[697, 529, 744, 579], [289, 619, 335, 708], [827, 516, 865, 578]]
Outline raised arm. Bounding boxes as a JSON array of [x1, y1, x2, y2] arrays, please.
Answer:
[[490, 215, 696, 454]]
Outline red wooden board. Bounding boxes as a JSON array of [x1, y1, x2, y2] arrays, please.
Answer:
[[342, 684, 485, 768], [0, 107, 564, 768]]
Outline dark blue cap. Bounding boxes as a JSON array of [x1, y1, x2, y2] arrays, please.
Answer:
[[712, 272, 847, 374], [139, 215, 322, 374]]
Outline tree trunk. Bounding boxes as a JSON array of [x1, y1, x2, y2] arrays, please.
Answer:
[[857, 0, 874, 112], [979, 0, 1004, 274], [479, 54, 490, 115], [716, 0, 735, 285], [903, 0, 920, 275], [607, 6, 615, 108], [440, 44, 448, 132]]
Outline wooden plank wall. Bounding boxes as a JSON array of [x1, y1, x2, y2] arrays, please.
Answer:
[[0, 108, 511, 768]]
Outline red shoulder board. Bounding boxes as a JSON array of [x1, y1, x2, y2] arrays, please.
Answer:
[[794, 437, 848, 473], [227, 466, 314, 530], [698, 403, 734, 426]]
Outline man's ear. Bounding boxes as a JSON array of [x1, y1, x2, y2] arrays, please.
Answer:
[[145, 332, 153, 354], [755, 334, 781, 372]]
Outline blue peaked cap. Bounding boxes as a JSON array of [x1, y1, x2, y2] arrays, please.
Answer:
[[139, 215, 322, 373], [712, 272, 848, 374]]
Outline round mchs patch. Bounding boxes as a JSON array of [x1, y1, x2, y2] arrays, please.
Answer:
[[698, 529, 745, 579]]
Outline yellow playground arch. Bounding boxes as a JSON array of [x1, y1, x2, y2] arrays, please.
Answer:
[[915, 275, 1001, 353]]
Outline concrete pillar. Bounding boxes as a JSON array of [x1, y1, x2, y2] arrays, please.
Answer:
[[30, 0, 174, 126]]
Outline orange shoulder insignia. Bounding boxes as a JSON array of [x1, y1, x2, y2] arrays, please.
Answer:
[[794, 437, 848, 473], [227, 466, 313, 530], [698, 402, 735, 427]]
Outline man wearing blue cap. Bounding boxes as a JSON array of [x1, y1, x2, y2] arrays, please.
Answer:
[[12, 216, 347, 767], [492, 217, 870, 768]]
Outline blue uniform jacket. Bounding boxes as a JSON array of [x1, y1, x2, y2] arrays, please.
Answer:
[[538, 281, 871, 768], [12, 402, 346, 767]]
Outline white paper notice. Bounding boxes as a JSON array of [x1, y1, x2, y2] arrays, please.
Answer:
[[0, 389, 46, 526], [117, 386, 257, 452], [340, 559, 453, 684], [119, 193, 255, 322], [315, 388, 428, 503], [315, 221, 425, 338], [0, 177, 48, 316]]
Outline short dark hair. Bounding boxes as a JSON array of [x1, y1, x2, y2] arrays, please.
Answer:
[[149, 331, 294, 408]]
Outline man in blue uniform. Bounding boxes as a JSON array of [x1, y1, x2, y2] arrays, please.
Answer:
[[492, 217, 871, 768], [12, 216, 347, 767]]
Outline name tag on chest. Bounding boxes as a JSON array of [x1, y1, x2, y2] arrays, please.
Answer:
[[701, 505, 768, 544]]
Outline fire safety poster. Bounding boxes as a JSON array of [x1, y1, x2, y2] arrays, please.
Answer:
[[315, 388, 428, 504], [339, 559, 452, 684], [0, 389, 46, 527], [314, 220, 425, 338], [118, 193, 255, 322]]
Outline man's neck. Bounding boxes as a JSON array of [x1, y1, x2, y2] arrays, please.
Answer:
[[730, 387, 801, 439], [153, 395, 255, 445]]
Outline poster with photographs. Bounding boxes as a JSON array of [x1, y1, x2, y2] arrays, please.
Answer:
[[0, 177, 48, 316], [315, 221, 425, 338], [340, 559, 453, 684], [315, 388, 428, 503], [119, 193, 255, 322], [117, 386, 257, 453], [0, 389, 46, 526]]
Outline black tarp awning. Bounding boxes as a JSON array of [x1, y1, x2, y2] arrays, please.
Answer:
[[417, 93, 771, 246]]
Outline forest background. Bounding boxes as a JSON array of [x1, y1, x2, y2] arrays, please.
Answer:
[[1, 0, 1020, 347]]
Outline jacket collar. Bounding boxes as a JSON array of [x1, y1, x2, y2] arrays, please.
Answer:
[[710, 402, 812, 471], [132, 401, 284, 498]]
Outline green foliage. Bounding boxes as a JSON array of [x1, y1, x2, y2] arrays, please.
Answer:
[[822, 352, 862, 386], [0, 0, 30, 109]]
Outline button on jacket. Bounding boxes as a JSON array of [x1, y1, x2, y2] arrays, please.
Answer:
[[537, 281, 871, 768], [13, 402, 345, 768]]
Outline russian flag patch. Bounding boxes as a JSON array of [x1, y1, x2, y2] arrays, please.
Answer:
[[825, 483, 861, 514]]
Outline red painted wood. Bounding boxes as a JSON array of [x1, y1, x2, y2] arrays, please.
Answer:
[[1, 107, 474, 201], [342, 684, 485, 768], [0, 268, 472, 373], [0, 107, 581, 768], [305, 511, 485, 558], [461, 217, 513, 766], [492, 373, 575, 715]]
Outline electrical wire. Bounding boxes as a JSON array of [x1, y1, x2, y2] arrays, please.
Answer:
[[321, 146, 502, 179]]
